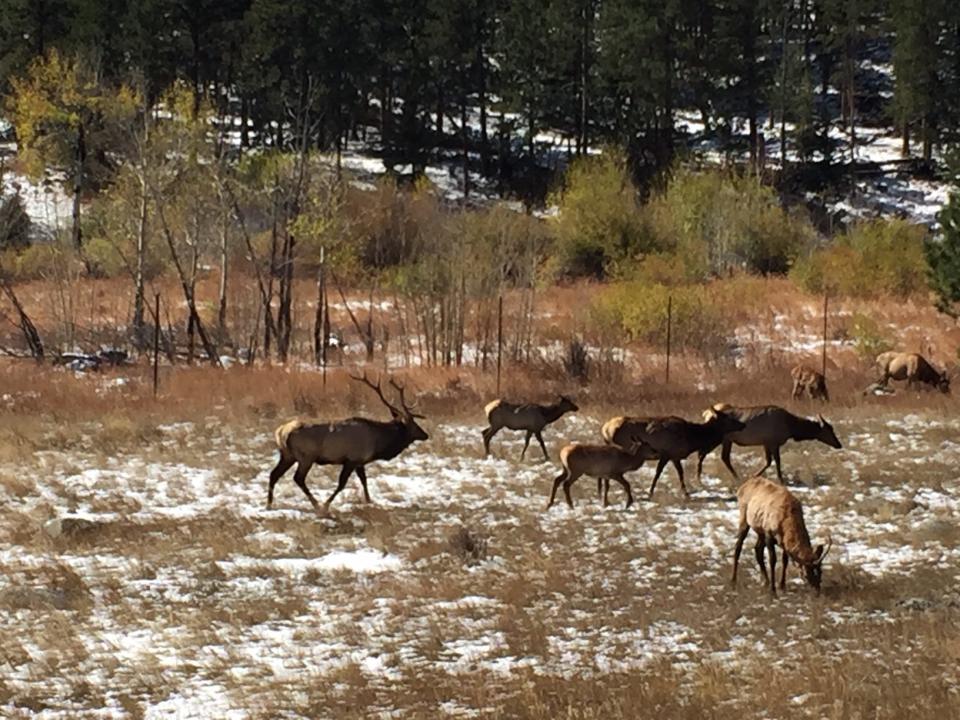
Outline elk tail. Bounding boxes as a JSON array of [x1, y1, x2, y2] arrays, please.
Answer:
[[275, 419, 304, 455]]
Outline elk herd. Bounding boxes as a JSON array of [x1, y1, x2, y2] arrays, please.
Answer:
[[265, 348, 951, 598]]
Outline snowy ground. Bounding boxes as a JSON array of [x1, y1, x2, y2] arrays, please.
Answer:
[[2, 408, 958, 717]]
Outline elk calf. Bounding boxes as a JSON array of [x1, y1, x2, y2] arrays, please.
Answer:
[[547, 442, 658, 510], [791, 364, 829, 401], [482, 396, 578, 460], [601, 409, 745, 499], [267, 373, 428, 512], [876, 351, 950, 393], [732, 477, 831, 595], [696, 404, 842, 484]]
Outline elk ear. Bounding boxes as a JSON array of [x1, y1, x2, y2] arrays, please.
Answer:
[[817, 413, 826, 426], [813, 544, 824, 561], [703, 408, 717, 421]]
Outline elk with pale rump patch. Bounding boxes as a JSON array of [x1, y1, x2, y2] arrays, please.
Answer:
[[267, 373, 428, 513], [732, 477, 832, 595], [546, 441, 658, 509], [791, 364, 829, 401], [876, 351, 950, 393], [601, 409, 746, 499], [482, 396, 578, 460], [695, 404, 842, 483]]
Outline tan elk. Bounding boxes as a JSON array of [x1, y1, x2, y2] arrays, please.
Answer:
[[732, 477, 832, 595], [482, 396, 578, 460], [267, 373, 428, 513], [876, 351, 950, 393], [696, 404, 842, 483], [791, 364, 829, 401], [601, 408, 746, 499], [546, 441, 658, 510]]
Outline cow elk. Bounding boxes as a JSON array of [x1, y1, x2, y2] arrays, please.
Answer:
[[482, 395, 579, 460], [876, 351, 950, 394], [547, 441, 658, 510], [696, 404, 842, 484], [267, 373, 428, 513], [732, 477, 832, 595], [791, 364, 829, 401], [601, 409, 746, 499]]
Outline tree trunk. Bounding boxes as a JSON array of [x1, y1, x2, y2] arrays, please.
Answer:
[[217, 207, 228, 337], [1, 279, 44, 361], [133, 175, 148, 348], [72, 122, 85, 250]]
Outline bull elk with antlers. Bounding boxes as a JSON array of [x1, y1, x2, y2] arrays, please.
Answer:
[[266, 373, 428, 513]]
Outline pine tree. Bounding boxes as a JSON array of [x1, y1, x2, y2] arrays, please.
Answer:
[[926, 190, 960, 318]]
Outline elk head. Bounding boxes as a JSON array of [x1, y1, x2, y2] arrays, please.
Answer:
[[803, 534, 832, 594], [938, 371, 951, 394], [558, 395, 579, 413], [351, 372, 429, 442], [816, 414, 842, 448]]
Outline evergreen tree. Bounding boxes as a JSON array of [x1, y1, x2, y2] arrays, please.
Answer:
[[926, 191, 960, 317]]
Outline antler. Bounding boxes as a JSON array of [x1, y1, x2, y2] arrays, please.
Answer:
[[389, 378, 426, 419], [820, 533, 833, 562], [350, 371, 402, 417]]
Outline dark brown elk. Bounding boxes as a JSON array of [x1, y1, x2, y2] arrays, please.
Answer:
[[732, 477, 832, 595], [791, 364, 829, 401], [482, 396, 578, 460], [601, 409, 746, 499], [267, 373, 428, 513], [876, 351, 950, 393], [546, 441, 658, 510], [696, 404, 842, 483]]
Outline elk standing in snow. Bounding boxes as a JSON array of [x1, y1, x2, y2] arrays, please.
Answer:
[[791, 364, 829, 401], [732, 477, 832, 595], [696, 404, 842, 483], [875, 351, 950, 393], [601, 409, 746, 499], [267, 373, 428, 512], [482, 396, 579, 460], [546, 441, 658, 509]]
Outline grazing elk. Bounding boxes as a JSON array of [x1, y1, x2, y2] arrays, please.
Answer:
[[791, 364, 829, 401], [601, 409, 746, 499], [732, 477, 832, 595], [267, 373, 428, 513], [546, 441, 658, 510], [876, 351, 950, 393], [482, 396, 579, 460], [696, 404, 842, 484]]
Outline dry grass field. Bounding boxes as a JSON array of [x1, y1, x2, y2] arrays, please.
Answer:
[[0, 360, 959, 719]]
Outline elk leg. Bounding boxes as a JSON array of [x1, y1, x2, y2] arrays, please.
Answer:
[[562, 470, 581, 508], [611, 474, 634, 509], [780, 549, 789, 590], [754, 448, 773, 478], [323, 464, 355, 509], [767, 536, 778, 596], [602, 478, 612, 507], [772, 447, 784, 484], [721, 441, 740, 481], [648, 457, 670, 499], [292, 462, 322, 513], [482, 426, 498, 456], [672, 459, 690, 498], [267, 455, 295, 508], [520, 431, 533, 460], [696, 451, 706, 482], [754, 533, 769, 584], [356, 466, 372, 503], [547, 471, 568, 509], [597, 477, 604, 504], [792, 380, 801, 399], [731, 524, 750, 586], [535, 431, 549, 461]]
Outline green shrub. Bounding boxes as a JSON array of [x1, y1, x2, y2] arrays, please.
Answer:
[[791, 218, 929, 298], [849, 312, 893, 360], [548, 149, 658, 279], [593, 281, 733, 356], [646, 169, 816, 278]]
